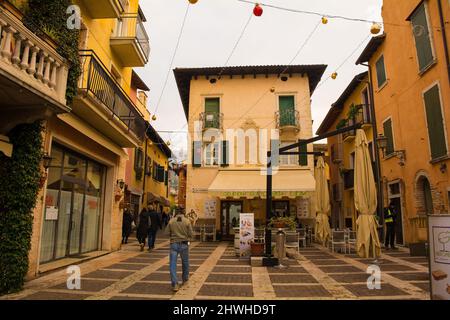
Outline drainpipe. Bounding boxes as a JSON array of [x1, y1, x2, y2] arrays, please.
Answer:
[[359, 63, 385, 238], [437, 0, 450, 83]]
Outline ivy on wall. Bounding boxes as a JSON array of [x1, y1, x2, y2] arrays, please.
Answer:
[[0, 121, 43, 295], [23, 0, 81, 105]]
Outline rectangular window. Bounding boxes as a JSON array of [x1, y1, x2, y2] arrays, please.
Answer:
[[383, 118, 395, 156], [279, 95, 296, 127], [204, 142, 220, 167], [204, 97, 221, 129], [410, 2, 435, 72], [152, 161, 158, 180], [375, 55, 387, 88], [280, 141, 298, 166], [424, 84, 447, 160]]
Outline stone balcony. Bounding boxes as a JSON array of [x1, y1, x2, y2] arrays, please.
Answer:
[[0, 6, 69, 133]]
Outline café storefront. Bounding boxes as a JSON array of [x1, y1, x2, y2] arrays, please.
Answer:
[[207, 169, 316, 239]]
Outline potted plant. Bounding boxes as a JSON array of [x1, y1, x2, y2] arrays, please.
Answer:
[[250, 241, 265, 257], [268, 216, 296, 230]]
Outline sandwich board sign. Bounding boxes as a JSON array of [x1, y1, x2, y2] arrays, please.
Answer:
[[239, 213, 254, 258], [428, 214, 450, 300]]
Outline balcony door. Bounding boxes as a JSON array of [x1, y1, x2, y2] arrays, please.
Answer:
[[204, 97, 220, 129], [279, 96, 295, 126]]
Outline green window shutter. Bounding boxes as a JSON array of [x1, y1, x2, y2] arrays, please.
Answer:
[[279, 96, 295, 126], [205, 98, 220, 129], [375, 56, 387, 88], [298, 140, 308, 166], [424, 85, 447, 159], [411, 3, 434, 72], [192, 141, 202, 167], [383, 119, 395, 156], [164, 170, 168, 186], [221, 140, 229, 167]]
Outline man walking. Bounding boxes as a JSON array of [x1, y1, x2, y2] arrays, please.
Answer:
[[166, 207, 193, 292], [147, 204, 162, 251], [384, 201, 398, 250]]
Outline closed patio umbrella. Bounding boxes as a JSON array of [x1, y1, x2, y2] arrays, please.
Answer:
[[354, 129, 381, 259], [314, 156, 331, 246]]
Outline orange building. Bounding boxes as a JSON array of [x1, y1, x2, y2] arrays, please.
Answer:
[[355, 0, 450, 246]]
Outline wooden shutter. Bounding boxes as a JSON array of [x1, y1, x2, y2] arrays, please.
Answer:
[[298, 140, 308, 166], [221, 140, 229, 167], [164, 170, 169, 186], [192, 141, 202, 167], [411, 3, 434, 71], [424, 84, 447, 159], [205, 98, 220, 129], [375, 56, 387, 88], [383, 119, 395, 156], [279, 96, 295, 126]]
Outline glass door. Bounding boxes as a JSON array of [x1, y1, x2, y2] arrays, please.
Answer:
[[221, 201, 243, 239]]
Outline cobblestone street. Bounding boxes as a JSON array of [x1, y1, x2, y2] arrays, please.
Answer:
[[1, 236, 430, 300]]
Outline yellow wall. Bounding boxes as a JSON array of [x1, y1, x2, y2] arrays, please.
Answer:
[[324, 74, 373, 229], [186, 73, 316, 228], [369, 0, 450, 244]]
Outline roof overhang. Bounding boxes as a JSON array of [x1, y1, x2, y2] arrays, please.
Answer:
[[355, 34, 386, 65]]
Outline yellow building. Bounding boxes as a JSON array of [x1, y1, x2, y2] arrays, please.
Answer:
[[317, 72, 374, 230], [175, 65, 326, 239], [355, 0, 450, 246], [0, 0, 150, 278]]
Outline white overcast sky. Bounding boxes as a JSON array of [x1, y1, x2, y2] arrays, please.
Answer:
[[136, 0, 383, 160]]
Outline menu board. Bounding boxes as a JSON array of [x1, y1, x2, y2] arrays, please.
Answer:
[[428, 215, 450, 300], [45, 206, 59, 221], [297, 197, 310, 218], [204, 199, 217, 219], [239, 213, 254, 258]]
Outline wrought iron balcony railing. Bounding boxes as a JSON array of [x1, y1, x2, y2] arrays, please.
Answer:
[[79, 50, 146, 141], [343, 107, 372, 141], [200, 112, 223, 130], [276, 109, 300, 131]]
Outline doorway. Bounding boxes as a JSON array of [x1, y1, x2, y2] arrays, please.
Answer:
[[388, 182, 404, 245], [220, 201, 243, 240]]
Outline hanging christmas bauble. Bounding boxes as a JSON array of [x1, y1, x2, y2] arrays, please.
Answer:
[[322, 17, 328, 25], [253, 4, 263, 17], [152, 115, 157, 121], [331, 72, 338, 80], [188, 0, 198, 4], [166, 141, 171, 146], [370, 22, 382, 35]]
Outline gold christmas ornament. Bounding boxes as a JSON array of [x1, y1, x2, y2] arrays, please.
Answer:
[[152, 115, 157, 121], [331, 72, 338, 80], [321, 17, 328, 25], [370, 22, 382, 35], [188, 0, 198, 4], [166, 141, 171, 146]]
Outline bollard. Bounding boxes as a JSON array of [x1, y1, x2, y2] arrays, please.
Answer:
[[275, 229, 287, 268]]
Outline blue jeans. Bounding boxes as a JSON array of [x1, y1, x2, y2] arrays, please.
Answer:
[[148, 229, 157, 249], [170, 242, 189, 287]]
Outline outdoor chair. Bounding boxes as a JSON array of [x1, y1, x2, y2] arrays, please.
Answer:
[[347, 231, 357, 253], [254, 228, 266, 244], [285, 231, 300, 252], [193, 225, 203, 241], [330, 230, 347, 254], [297, 228, 307, 247], [202, 225, 216, 242]]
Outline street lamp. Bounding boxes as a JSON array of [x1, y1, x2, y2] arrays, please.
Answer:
[[376, 133, 406, 166], [42, 154, 53, 170]]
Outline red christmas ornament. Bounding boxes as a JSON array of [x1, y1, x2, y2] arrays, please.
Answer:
[[253, 4, 263, 17]]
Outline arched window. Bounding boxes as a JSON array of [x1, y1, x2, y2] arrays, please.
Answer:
[[422, 178, 434, 215]]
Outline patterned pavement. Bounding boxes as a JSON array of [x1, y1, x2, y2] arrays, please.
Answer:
[[1, 235, 430, 300]]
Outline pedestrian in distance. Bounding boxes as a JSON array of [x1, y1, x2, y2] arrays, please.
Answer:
[[122, 208, 133, 244], [166, 207, 193, 292], [136, 207, 149, 251], [147, 204, 162, 251], [384, 201, 398, 250]]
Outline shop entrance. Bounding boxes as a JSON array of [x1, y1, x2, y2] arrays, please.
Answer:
[[40, 144, 105, 263], [220, 201, 243, 240]]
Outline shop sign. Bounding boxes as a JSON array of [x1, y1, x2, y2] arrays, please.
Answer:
[[428, 215, 450, 300], [239, 213, 254, 258], [45, 206, 59, 221], [215, 191, 308, 199], [204, 199, 216, 219]]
